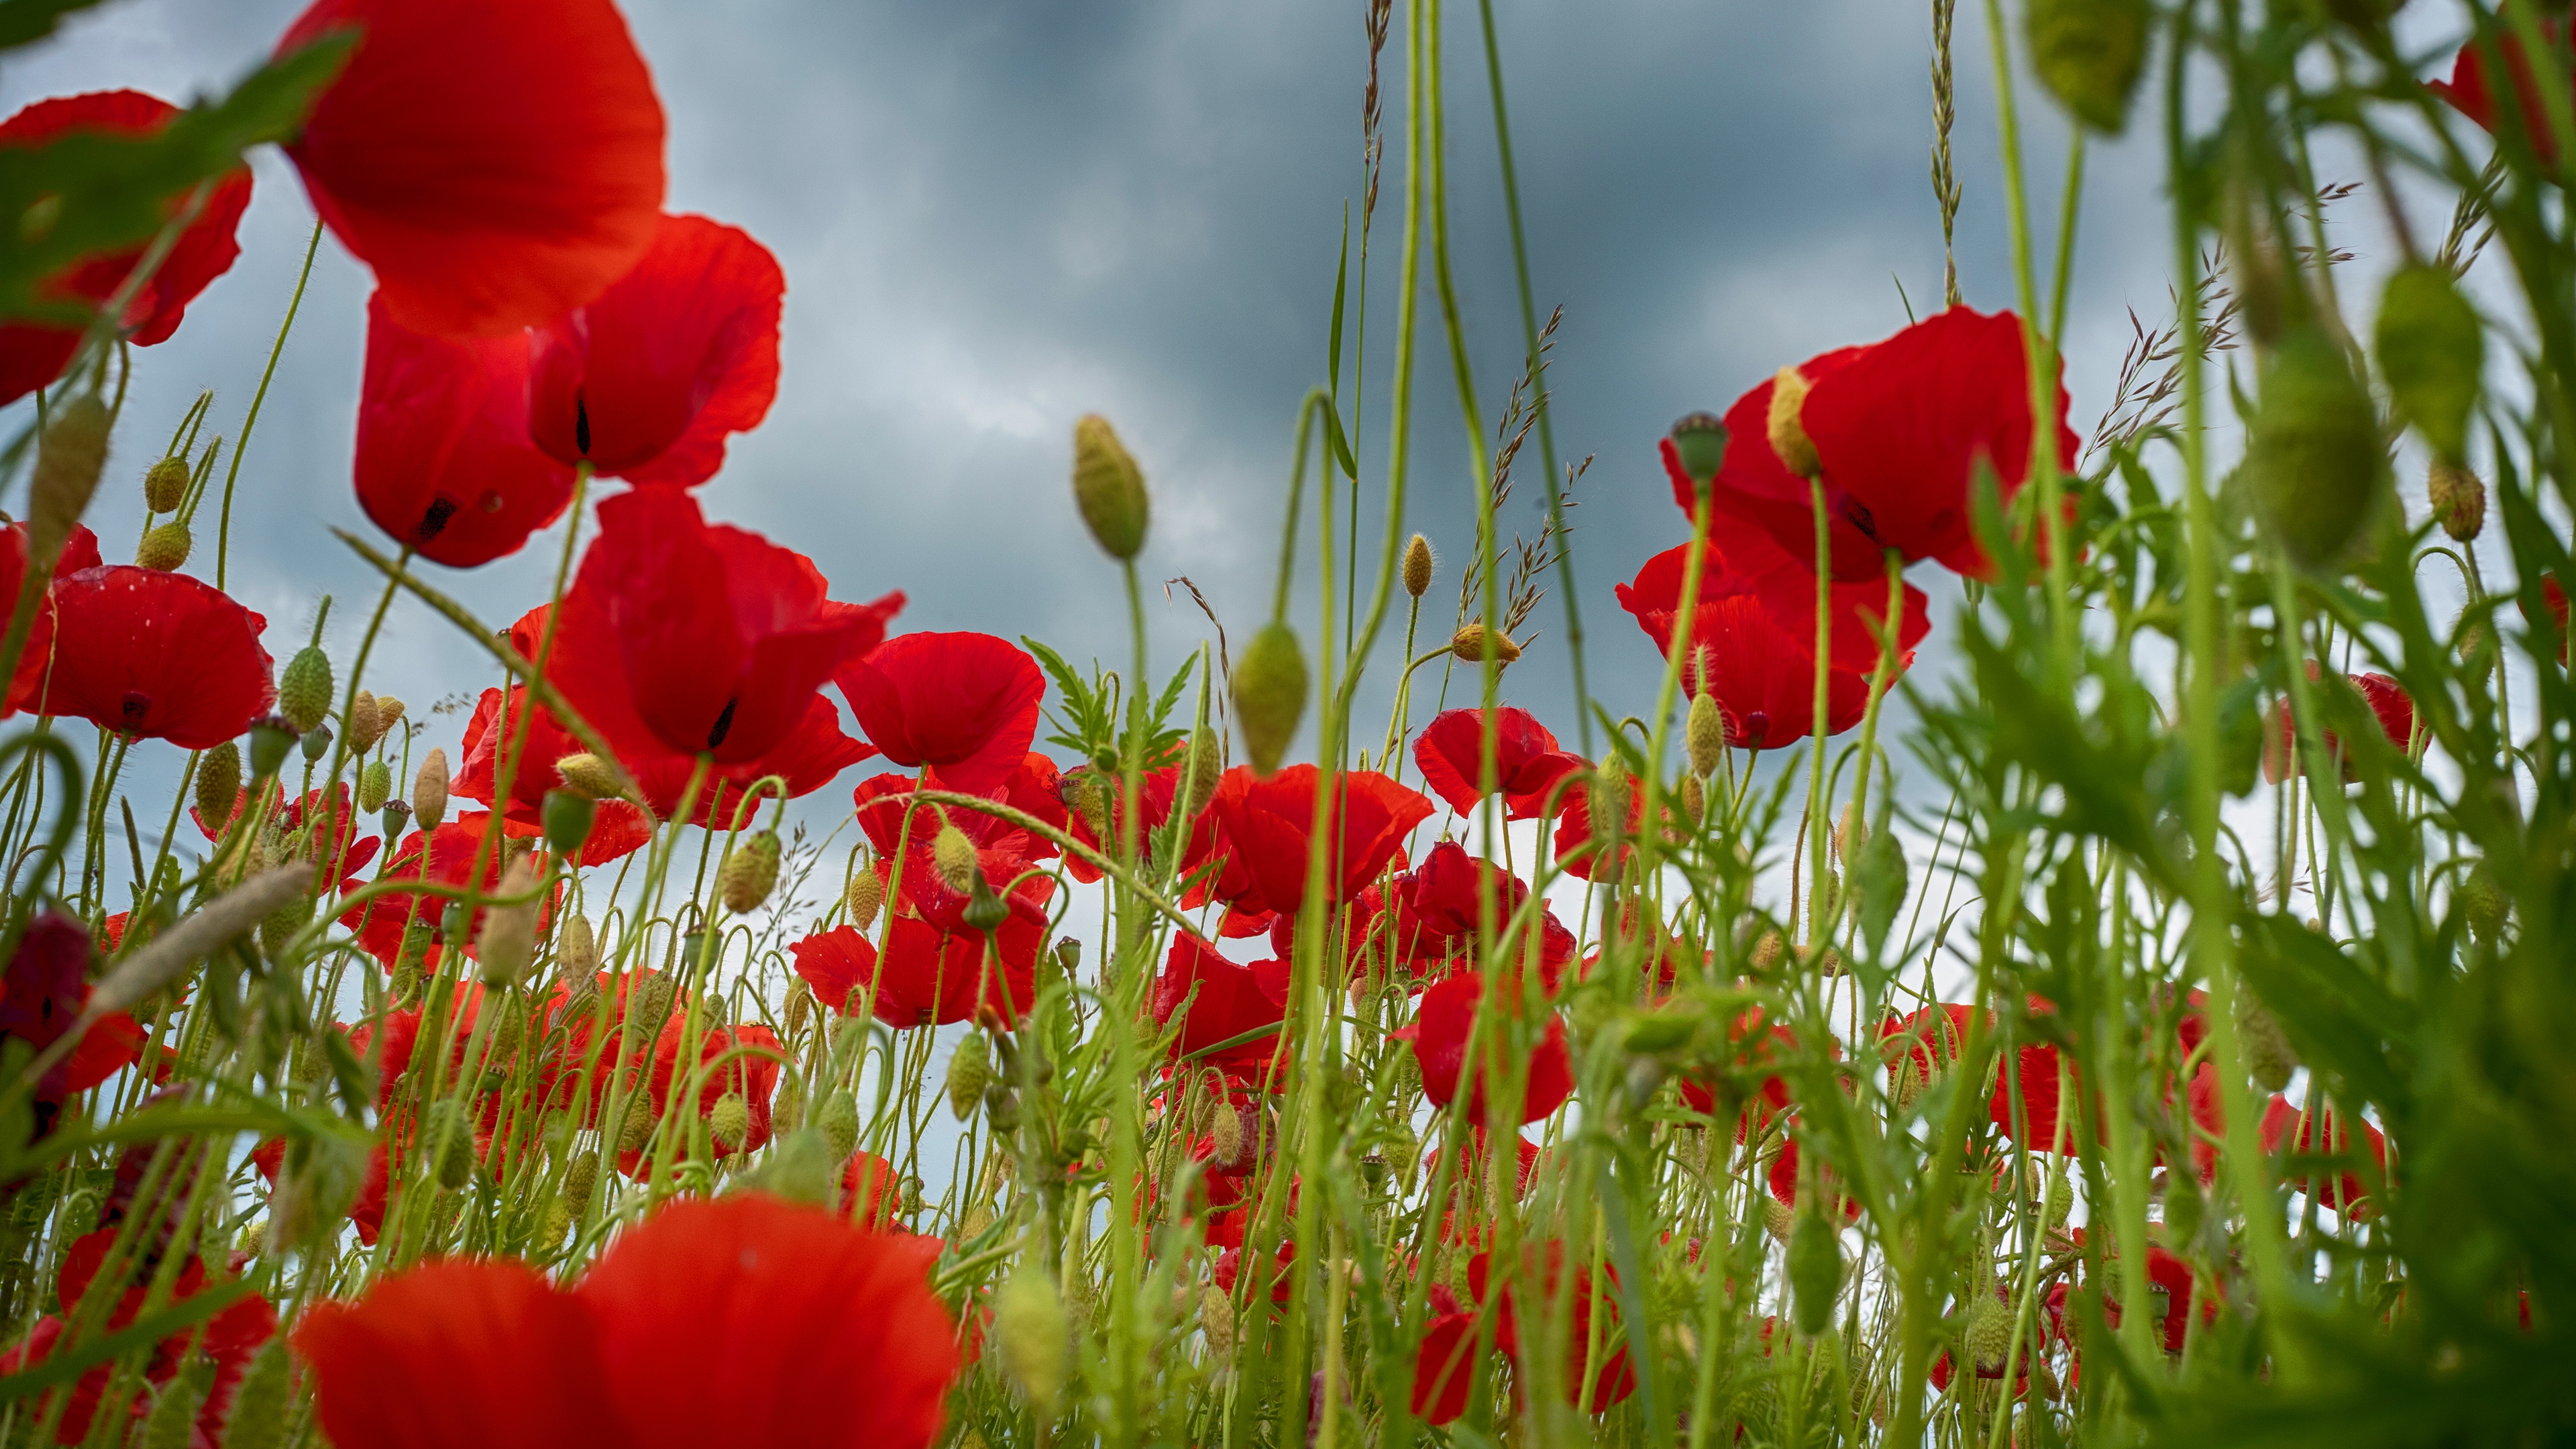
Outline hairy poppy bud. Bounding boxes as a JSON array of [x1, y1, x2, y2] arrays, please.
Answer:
[[28, 392, 108, 566], [1766, 366, 1819, 479], [562, 1148, 600, 1207], [375, 695, 407, 735], [2236, 993, 2298, 1091], [478, 859, 541, 987], [347, 691, 383, 753], [355, 759, 390, 814], [248, 715, 297, 780], [1185, 727, 1224, 812], [220, 1338, 292, 1449], [932, 822, 979, 895], [196, 741, 241, 831], [947, 1032, 992, 1120], [277, 645, 333, 734], [414, 749, 451, 830], [1071, 413, 1150, 560], [709, 1092, 751, 1150], [1232, 621, 1308, 777], [1787, 1211, 1841, 1333], [616, 1104, 655, 1152], [1835, 802, 1866, 862], [555, 751, 622, 800], [2045, 1171, 2074, 1226], [138, 1373, 201, 1449], [1403, 533, 1434, 598], [2375, 262, 2483, 464], [1963, 1295, 2015, 1373], [1200, 1285, 1237, 1358], [2246, 329, 2387, 572], [2027, 0, 2149, 134], [134, 520, 191, 571], [845, 869, 883, 932], [542, 790, 595, 855], [1762, 1195, 1795, 1243], [2426, 460, 2485, 543], [820, 1091, 860, 1162], [1681, 773, 1706, 822], [996, 1267, 1071, 1415], [1670, 411, 1729, 487], [427, 1097, 475, 1190], [2461, 862, 2508, 942], [1209, 1100, 1245, 1167], [720, 829, 781, 914], [1590, 762, 1631, 847], [143, 454, 191, 513], [1686, 691, 1724, 777], [1448, 621, 1521, 665]]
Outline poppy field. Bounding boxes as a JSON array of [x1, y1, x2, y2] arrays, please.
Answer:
[[0, 0, 2571, 1445]]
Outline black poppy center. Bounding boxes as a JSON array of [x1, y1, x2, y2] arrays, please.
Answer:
[[415, 496, 458, 542], [1841, 496, 1879, 541], [706, 697, 738, 750], [119, 690, 150, 722], [575, 394, 592, 456]]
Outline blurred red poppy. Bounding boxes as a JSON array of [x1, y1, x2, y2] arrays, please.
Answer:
[[0, 92, 253, 405], [341, 814, 555, 969], [1060, 761, 1178, 880], [1, 912, 145, 1129], [837, 631, 1045, 796], [39, 564, 274, 749], [527, 212, 784, 484], [1384, 841, 1576, 985], [2259, 1095, 2387, 1217], [614, 1016, 782, 1177], [5, 1226, 276, 1446], [2430, 21, 2573, 165], [1152, 935, 1287, 1085], [2100, 1243, 2212, 1353], [1467, 1242, 1638, 1415], [1, 523, 97, 714], [1703, 307, 2077, 580], [1991, 1038, 2088, 1155], [1200, 765, 1434, 918], [277, 0, 665, 339], [1411, 706, 1587, 820], [1393, 969, 1572, 1127], [453, 684, 654, 862], [1617, 543, 1903, 751], [2262, 667, 2416, 783]]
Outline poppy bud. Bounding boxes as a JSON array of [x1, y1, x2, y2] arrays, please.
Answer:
[[277, 645, 333, 735], [1787, 1210, 1841, 1333], [221, 1338, 292, 1449], [541, 790, 594, 855], [555, 751, 623, 800], [138, 1372, 201, 1449], [1403, 533, 1434, 598], [1200, 1285, 1237, 1358], [1209, 1100, 1245, 1167], [616, 1104, 656, 1152], [1763, 1195, 1795, 1243], [301, 720, 333, 763], [28, 392, 108, 566], [196, 742, 241, 832], [375, 695, 408, 735], [1448, 621, 1521, 665], [2236, 993, 2298, 1092], [1590, 763, 1631, 847], [709, 1091, 751, 1150], [1669, 411, 1729, 488], [2426, 460, 2485, 543], [1835, 802, 1866, 862], [932, 822, 979, 895], [720, 829, 782, 914], [248, 715, 297, 780], [354, 760, 390, 814], [1686, 691, 1724, 778], [347, 691, 382, 753], [845, 869, 884, 932], [562, 1148, 600, 1208], [478, 859, 542, 987], [380, 800, 411, 842], [2375, 262, 2483, 464], [820, 1091, 861, 1162], [1071, 413, 1151, 560], [143, 455, 191, 513], [414, 749, 451, 831], [561, 915, 598, 981], [2026, 0, 2149, 134], [2045, 1171, 2074, 1227], [1232, 621, 1308, 777], [996, 1266, 1071, 1415], [1766, 366, 1819, 479], [1185, 727, 1224, 812], [427, 1097, 475, 1190], [947, 1032, 992, 1120], [2460, 861, 2508, 942], [2246, 329, 2388, 573], [1891, 1056, 1929, 1110], [134, 520, 191, 571], [1962, 1294, 2015, 1373]]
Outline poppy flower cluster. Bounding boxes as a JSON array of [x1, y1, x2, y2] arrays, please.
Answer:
[[1411, 1243, 1637, 1424]]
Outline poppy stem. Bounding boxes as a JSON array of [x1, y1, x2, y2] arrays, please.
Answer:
[[215, 218, 323, 594]]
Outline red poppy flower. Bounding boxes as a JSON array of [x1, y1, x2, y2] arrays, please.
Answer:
[[1616, 543, 1907, 751], [1152, 935, 1287, 1085], [453, 684, 653, 862], [836, 632, 1045, 795], [1383, 841, 1576, 985], [2522, 572, 2569, 663], [1060, 761, 1179, 881], [353, 293, 578, 567], [1879, 1002, 1985, 1093], [1199, 765, 1434, 918], [850, 764, 1061, 930], [1546, 767, 1650, 883], [5, 1227, 276, 1446], [526, 212, 784, 485], [1411, 1285, 1483, 1426], [298, 1196, 961, 1449], [37, 564, 274, 748], [2258, 1095, 2387, 1217], [2099, 1244, 2213, 1353], [277, 0, 665, 339], [2430, 21, 2573, 164], [789, 910, 1043, 1029], [1991, 1037, 2088, 1155], [1466, 1242, 1638, 1415], [2261, 667, 2416, 783], [1, 912, 145, 1122], [340, 814, 555, 969], [0, 523, 96, 714], [1678, 1007, 1810, 1134], [614, 1016, 782, 1177], [1394, 970, 1572, 1127], [1411, 706, 1589, 819], [1764, 1129, 1862, 1222], [0, 92, 254, 405], [1702, 307, 2078, 580]]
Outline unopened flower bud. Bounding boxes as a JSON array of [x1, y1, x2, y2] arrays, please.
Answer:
[[1963, 1294, 2015, 1372], [2247, 328, 2388, 574], [1589, 762, 1631, 846], [1185, 727, 1224, 812], [554, 751, 622, 800], [2376, 262, 2483, 465], [2236, 994, 2298, 1092], [1766, 366, 1819, 479], [1232, 621, 1308, 777], [1835, 802, 1866, 862], [427, 1097, 475, 1190], [143, 454, 191, 513], [709, 1092, 751, 1150], [1071, 413, 1150, 560], [932, 822, 979, 895], [820, 1091, 860, 1162], [562, 1148, 600, 1207], [2461, 861, 2508, 943], [1787, 1210, 1841, 1334], [138, 1372, 201, 1449], [134, 520, 191, 570], [1669, 411, 1729, 487], [996, 1267, 1071, 1415], [845, 869, 883, 932], [347, 690, 383, 752], [1764, 1195, 1796, 1243], [220, 1338, 292, 1449], [277, 645, 333, 734], [2426, 460, 2485, 543], [1448, 621, 1521, 665], [1403, 533, 1434, 598], [947, 1033, 992, 1120], [350, 760, 388, 814], [560, 914, 598, 980], [1686, 690, 1725, 777], [196, 741, 241, 831], [28, 392, 108, 566], [1681, 773, 1706, 822], [247, 715, 297, 780], [414, 749, 451, 830], [720, 828, 781, 914], [374, 695, 407, 735], [2027, 0, 2149, 134], [1209, 1101, 1245, 1167], [541, 790, 595, 855], [478, 859, 541, 987], [616, 1104, 656, 1152], [1200, 1285, 1237, 1358]]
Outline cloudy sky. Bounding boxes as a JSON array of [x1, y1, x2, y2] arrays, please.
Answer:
[[7, 0, 2487, 865]]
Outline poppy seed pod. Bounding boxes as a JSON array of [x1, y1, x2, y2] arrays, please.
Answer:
[[28, 392, 108, 566], [543, 789, 596, 855], [1403, 533, 1434, 598], [347, 690, 384, 753], [2426, 460, 2485, 543], [222, 1338, 292, 1449], [143, 454, 191, 513], [709, 1091, 751, 1150], [1063, 769, 1112, 843], [946, 1032, 991, 1120], [845, 868, 884, 932], [721, 829, 782, 914], [1071, 413, 1150, 559], [2246, 329, 2388, 572], [2027, 0, 2149, 134], [932, 822, 979, 895], [1669, 411, 1729, 488], [1448, 621, 1521, 665], [1963, 1295, 2015, 1373], [356, 759, 391, 814], [1232, 621, 1308, 777], [247, 715, 298, 780], [301, 720, 333, 763], [962, 875, 1011, 934], [414, 749, 451, 831], [195, 741, 241, 831], [134, 520, 191, 571], [1787, 1210, 1841, 1334], [996, 1267, 1071, 1415], [1686, 691, 1724, 777], [2375, 262, 2483, 464], [478, 859, 542, 987], [380, 800, 411, 843], [278, 646, 333, 734], [1766, 366, 1820, 479], [820, 1091, 861, 1162]]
